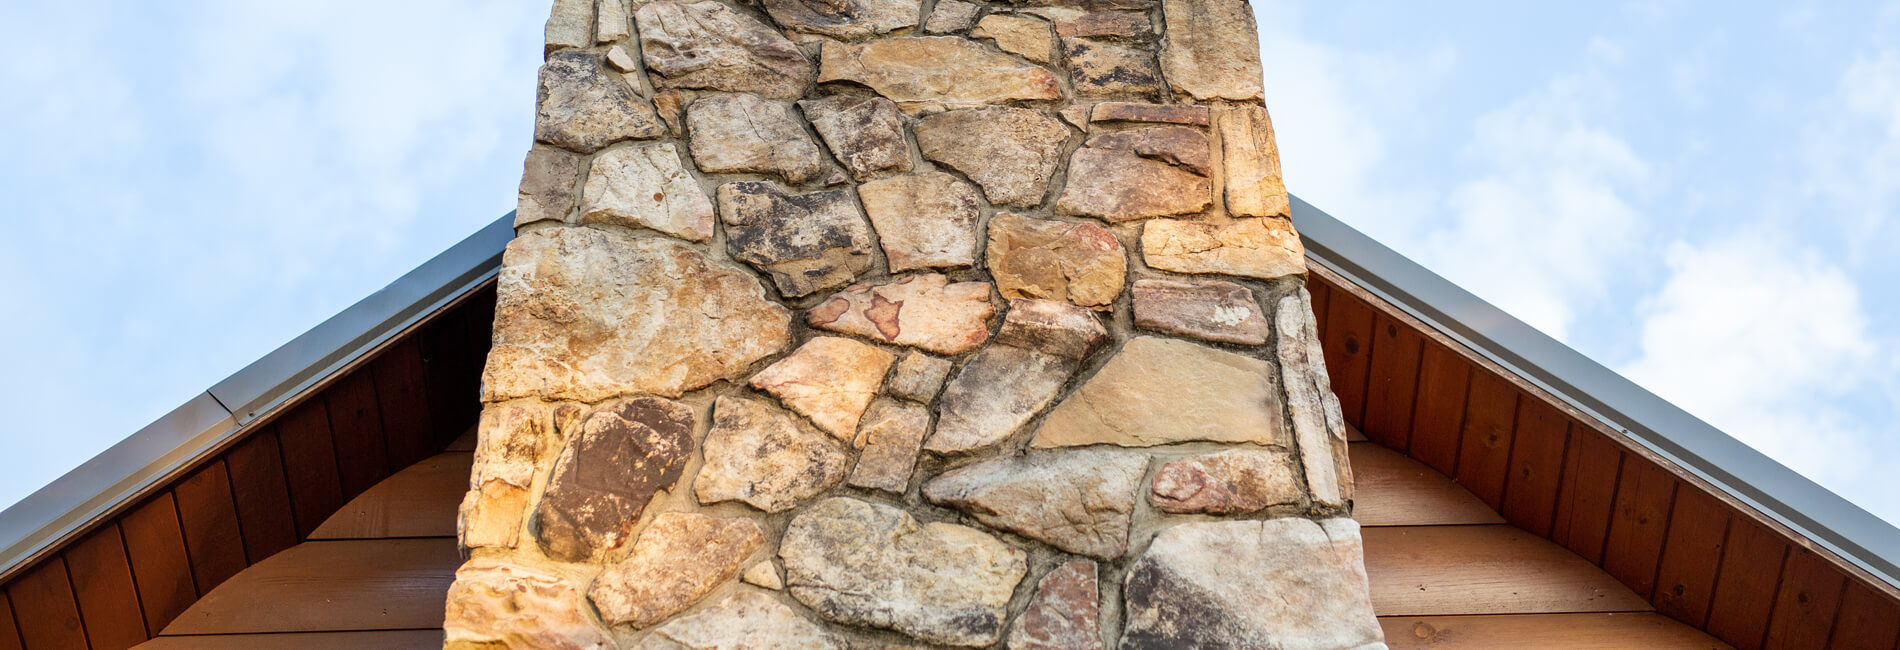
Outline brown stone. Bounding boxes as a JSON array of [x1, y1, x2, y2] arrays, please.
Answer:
[[589, 513, 767, 628], [444, 560, 612, 650], [653, 89, 685, 137], [1218, 105, 1290, 218], [1055, 147, 1210, 221], [847, 399, 930, 492], [687, 93, 839, 185], [923, 449, 1145, 558], [1008, 561, 1104, 650], [1150, 447, 1303, 515], [857, 173, 982, 271], [973, 14, 1055, 63], [482, 227, 791, 403], [807, 274, 997, 355], [887, 351, 953, 403], [642, 590, 845, 649], [696, 395, 851, 513], [1277, 288, 1352, 509], [1140, 217, 1307, 280], [543, 0, 593, 54], [914, 107, 1069, 207], [762, 0, 921, 40], [516, 146, 584, 227], [1033, 8, 1151, 38], [800, 96, 913, 181], [990, 297, 1111, 360], [579, 142, 715, 242], [818, 37, 1061, 112], [1061, 38, 1161, 97], [925, 300, 1107, 454], [923, 0, 982, 33], [1086, 125, 1210, 174], [1059, 105, 1093, 130], [986, 213, 1126, 309], [533, 397, 696, 562], [1090, 102, 1210, 126], [1130, 279, 1268, 345], [718, 181, 876, 298], [636, 1, 814, 99], [1030, 336, 1287, 449], [1158, 0, 1264, 101], [459, 404, 560, 550], [750, 336, 897, 441], [535, 50, 665, 154]]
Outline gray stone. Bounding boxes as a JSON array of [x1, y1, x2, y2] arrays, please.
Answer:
[[1218, 105, 1290, 218], [847, 399, 931, 492], [444, 560, 613, 650], [749, 336, 897, 442], [1031, 336, 1288, 449], [579, 142, 715, 242], [1140, 217, 1307, 280], [687, 93, 839, 185], [923, 0, 981, 33], [1061, 38, 1161, 97], [533, 397, 696, 562], [923, 449, 1145, 559], [800, 96, 913, 181], [818, 37, 1062, 113], [589, 513, 766, 628], [762, 0, 921, 40], [1008, 561, 1104, 650], [536, 50, 665, 153], [858, 172, 982, 271], [973, 14, 1055, 63], [807, 274, 997, 355], [1150, 447, 1303, 515], [718, 182, 876, 298], [637, 1, 814, 99], [640, 590, 845, 650], [986, 213, 1126, 309], [925, 300, 1107, 454], [1131, 279, 1269, 345], [1086, 125, 1210, 175], [781, 497, 1027, 646], [1277, 288, 1352, 509], [544, 0, 593, 54], [1157, 0, 1264, 101], [1090, 102, 1209, 126], [598, 0, 632, 43], [887, 352, 953, 403], [915, 107, 1069, 207], [696, 395, 851, 513], [516, 146, 584, 227]]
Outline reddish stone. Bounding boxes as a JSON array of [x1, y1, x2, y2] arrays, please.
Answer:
[[1008, 561, 1104, 650]]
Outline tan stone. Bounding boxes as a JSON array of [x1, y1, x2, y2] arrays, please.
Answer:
[[719, 182, 876, 298], [914, 107, 1069, 207], [1031, 336, 1288, 449], [1061, 38, 1161, 97], [516, 146, 584, 227], [1008, 561, 1104, 650], [986, 213, 1126, 309], [589, 513, 766, 628], [742, 561, 784, 590], [923, 0, 981, 33], [923, 449, 1145, 559], [1130, 278, 1269, 345], [1218, 105, 1290, 218], [1056, 147, 1210, 221], [763, 0, 921, 40], [458, 481, 531, 551], [606, 44, 639, 73], [1032, 8, 1150, 38], [818, 37, 1061, 112], [807, 274, 997, 355], [653, 89, 685, 137], [641, 590, 845, 649], [445, 560, 612, 650], [800, 96, 913, 181], [1059, 104, 1093, 130], [579, 142, 715, 242], [544, 0, 593, 54], [598, 0, 632, 43], [482, 227, 791, 403], [858, 172, 982, 272], [1090, 101, 1209, 126], [459, 404, 561, 550], [687, 93, 838, 185], [750, 336, 897, 441], [696, 395, 851, 513], [1150, 447, 1303, 515], [848, 399, 930, 492], [1086, 125, 1210, 174], [637, 1, 814, 99], [887, 351, 953, 403], [973, 14, 1055, 63], [1140, 217, 1307, 280], [536, 50, 666, 154], [1158, 0, 1264, 101], [1277, 288, 1352, 509], [990, 297, 1110, 360], [926, 300, 1107, 454]]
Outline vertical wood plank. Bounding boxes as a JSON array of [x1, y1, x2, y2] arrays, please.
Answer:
[[417, 311, 475, 451], [64, 523, 148, 649], [5, 558, 88, 650], [1452, 373, 1519, 510], [1651, 485, 1731, 628], [222, 430, 299, 563], [1319, 292, 1376, 429], [371, 338, 436, 470], [1361, 314, 1423, 451], [1550, 433, 1624, 564], [1707, 518, 1791, 650], [172, 460, 248, 593], [1602, 461, 1678, 598], [274, 400, 344, 539], [1826, 579, 1900, 650], [323, 370, 391, 500], [0, 592, 22, 650], [1308, 278, 1332, 340], [1765, 549, 1847, 649], [120, 493, 197, 636], [464, 286, 497, 375], [1499, 402, 1569, 536], [1408, 343, 1471, 476]]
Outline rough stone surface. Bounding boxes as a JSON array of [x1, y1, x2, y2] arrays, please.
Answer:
[[1278, 288, 1352, 509], [606, 44, 640, 73], [516, 146, 584, 227], [857, 173, 982, 271], [807, 274, 996, 354], [640, 590, 844, 650], [482, 227, 791, 403], [444, 560, 612, 650], [749, 336, 897, 441], [1119, 519, 1383, 649], [781, 498, 1028, 646], [973, 15, 1055, 63], [598, 0, 632, 43], [1031, 336, 1286, 449], [926, 300, 1107, 454], [653, 89, 685, 136], [742, 562, 784, 590], [763, 0, 921, 40], [579, 142, 715, 242], [847, 399, 930, 492], [989, 298, 1113, 361], [718, 182, 876, 298], [1140, 217, 1307, 280], [543, 0, 593, 54], [914, 107, 1069, 207], [536, 50, 666, 154], [1062, 38, 1162, 97], [1086, 126, 1210, 174], [1130, 279, 1268, 345], [1090, 102, 1209, 126], [637, 1, 814, 99], [986, 213, 1126, 309], [1150, 448, 1303, 515], [589, 513, 767, 628], [460, 404, 560, 550], [1056, 147, 1210, 221], [532, 398, 695, 562], [1157, 0, 1264, 101], [1218, 105, 1290, 218], [923, 0, 982, 33], [688, 93, 839, 185], [696, 395, 851, 513], [1034, 8, 1151, 38], [887, 352, 953, 403], [819, 37, 1062, 112], [924, 449, 1145, 559], [800, 96, 913, 181], [1058, 105, 1093, 130], [1008, 561, 1103, 650]]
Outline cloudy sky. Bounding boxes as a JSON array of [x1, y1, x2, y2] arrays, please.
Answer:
[[1, 1, 1896, 527]]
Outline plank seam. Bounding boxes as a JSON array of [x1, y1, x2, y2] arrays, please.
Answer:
[[1595, 452, 1628, 566], [217, 460, 253, 568], [56, 556, 94, 650], [1694, 512, 1735, 629], [1644, 481, 1682, 601]]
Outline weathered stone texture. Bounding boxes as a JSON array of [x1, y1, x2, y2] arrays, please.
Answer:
[[718, 182, 876, 298], [1219, 105, 1291, 218], [1034, 8, 1151, 38], [923, 449, 1145, 559], [589, 513, 767, 628], [517, 146, 584, 227], [781, 498, 1028, 646], [696, 395, 851, 513], [973, 14, 1056, 63], [801, 96, 913, 181], [915, 107, 1070, 207], [459, 404, 560, 550], [1119, 519, 1383, 649], [986, 213, 1126, 309], [1150, 447, 1303, 515], [653, 89, 685, 136], [1131, 279, 1268, 345], [579, 142, 715, 242], [533, 397, 696, 562], [750, 336, 897, 441], [923, 0, 982, 33], [847, 399, 931, 492], [1158, 0, 1264, 101], [1090, 102, 1209, 126], [1062, 38, 1162, 97], [1008, 561, 1104, 650], [1140, 217, 1307, 280], [605, 44, 640, 73], [598, 0, 632, 43], [807, 274, 997, 354], [482, 227, 791, 403], [444, 560, 612, 650], [819, 37, 1062, 111], [763, 0, 921, 40], [888, 352, 954, 403], [1278, 288, 1352, 509], [640, 590, 845, 650], [857, 173, 982, 271], [1056, 146, 1210, 221], [926, 300, 1107, 454], [544, 0, 593, 54], [537, 50, 665, 154], [637, 1, 814, 99], [1087, 125, 1210, 174], [1032, 336, 1286, 449], [688, 93, 839, 185], [742, 561, 784, 590]]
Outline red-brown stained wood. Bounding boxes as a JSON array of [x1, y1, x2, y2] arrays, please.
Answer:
[[1350, 443, 1505, 527], [1602, 461, 1678, 599], [64, 523, 149, 650], [1320, 291, 1376, 429], [1452, 373, 1519, 510], [1500, 401, 1568, 537], [161, 539, 460, 635], [222, 430, 299, 563], [1764, 549, 1847, 650], [1377, 612, 1731, 649], [463, 287, 497, 375], [1309, 278, 1332, 339], [323, 370, 391, 500], [1826, 579, 1900, 650], [371, 339, 436, 470], [1551, 433, 1624, 565], [1408, 343, 1472, 476], [1361, 525, 1651, 616], [417, 312, 474, 451], [135, 630, 446, 649], [172, 460, 249, 593], [1361, 314, 1423, 451], [274, 401, 344, 539], [1650, 485, 1730, 629], [120, 493, 198, 636], [0, 592, 22, 650], [1706, 518, 1790, 650], [6, 557, 87, 650]]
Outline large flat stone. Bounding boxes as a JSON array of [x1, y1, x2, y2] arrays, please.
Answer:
[[915, 107, 1070, 207], [807, 274, 996, 354], [1086, 125, 1210, 174], [749, 336, 896, 442], [888, 351, 954, 403], [923, 449, 1146, 559], [1218, 105, 1290, 218], [687, 93, 839, 185], [459, 404, 562, 550], [926, 300, 1107, 454], [922, 0, 981, 33], [800, 96, 913, 181], [986, 213, 1126, 309], [636, 1, 814, 99], [763, 0, 920, 40], [1157, 0, 1264, 101], [482, 227, 791, 403], [639, 590, 845, 650], [589, 513, 766, 628], [1032, 8, 1151, 38], [1008, 561, 1104, 650], [1277, 288, 1352, 509], [858, 172, 982, 271], [444, 560, 612, 650], [579, 142, 715, 242], [718, 181, 876, 298], [542, 0, 593, 54], [847, 398, 931, 492], [597, 0, 631, 43], [1055, 146, 1210, 221], [973, 14, 1056, 63], [535, 50, 665, 154], [820, 37, 1061, 112], [1131, 279, 1268, 345], [1139, 217, 1307, 280], [1030, 336, 1287, 449], [1090, 102, 1209, 126], [533, 397, 696, 562], [1061, 38, 1161, 97], [696, 395, 851, 513], [516, 146, 584, 227], [1150, 447, 1303, 515]]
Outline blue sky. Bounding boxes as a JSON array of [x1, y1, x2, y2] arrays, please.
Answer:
[[1, 1, 1896, 527]]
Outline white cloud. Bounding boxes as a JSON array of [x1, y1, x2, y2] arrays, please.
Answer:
[[1804, 49, 1900, 256]]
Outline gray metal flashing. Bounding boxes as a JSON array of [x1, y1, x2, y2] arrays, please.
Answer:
[[0, 212, 516, 579], [1290, 194, 1900, 591]]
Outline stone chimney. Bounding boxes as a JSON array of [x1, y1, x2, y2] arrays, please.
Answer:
[[444, 0, 1384, 646]]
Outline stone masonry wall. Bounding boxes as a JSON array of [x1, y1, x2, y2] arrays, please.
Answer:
[[444, 0, 1386, 647]]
